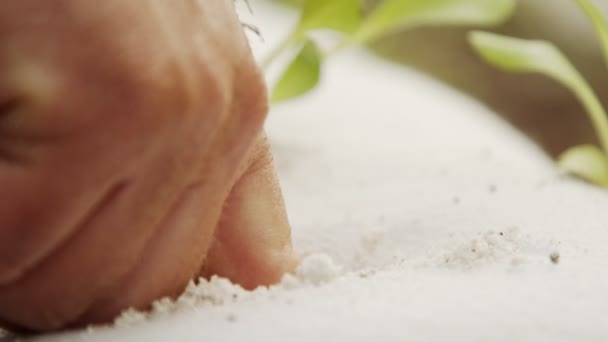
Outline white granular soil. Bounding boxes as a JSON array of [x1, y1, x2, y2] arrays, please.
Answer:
[[112, 253, 342, 328]]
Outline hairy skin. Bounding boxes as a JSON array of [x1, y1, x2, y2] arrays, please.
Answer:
[[0, 0, 296, 331]]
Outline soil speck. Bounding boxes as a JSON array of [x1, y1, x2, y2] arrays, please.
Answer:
[[550, 252, 560, 264]]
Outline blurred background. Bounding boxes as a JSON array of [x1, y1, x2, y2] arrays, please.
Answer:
[[262, 0, 608, 158]]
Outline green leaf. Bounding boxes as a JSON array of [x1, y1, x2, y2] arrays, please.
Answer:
[[468, 31, 580, 83], [352, 0, 514, 44], [469, 31, 608, 153], [271, 39, 322, 102], [296, 0, 362, 36], [558, 145, 608, 187], [574, 0, 608, 68], [261, 0, 361, 70]]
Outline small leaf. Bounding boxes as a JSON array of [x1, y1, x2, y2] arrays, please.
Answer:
[[469, 31, 608, 153], [261, 0, 361, 70], [558, 145, 608, 187], [271, 39, 322, 102], [353, 0, 514, 44], [469, 31, 582, 85], [296, 0, 362, 36], [574, 0, 608, 68]]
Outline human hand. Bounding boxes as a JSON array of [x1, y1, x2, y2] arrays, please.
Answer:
[[0, 0, 296, 331]]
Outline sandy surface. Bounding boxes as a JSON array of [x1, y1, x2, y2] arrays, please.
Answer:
[[13, 2, 608, 341]]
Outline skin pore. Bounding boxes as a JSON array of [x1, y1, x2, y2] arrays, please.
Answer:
[[0, 0, 296, 332]]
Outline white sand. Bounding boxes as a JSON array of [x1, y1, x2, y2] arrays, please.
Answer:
[[25, 2, 608, 341]]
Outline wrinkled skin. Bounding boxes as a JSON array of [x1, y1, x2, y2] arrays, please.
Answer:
[[0, 0, 297, 332]]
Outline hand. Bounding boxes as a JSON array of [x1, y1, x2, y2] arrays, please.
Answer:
[[0, 0, 297, 331]]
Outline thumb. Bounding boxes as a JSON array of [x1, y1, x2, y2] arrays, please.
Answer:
[[201, 134, 298, 289]]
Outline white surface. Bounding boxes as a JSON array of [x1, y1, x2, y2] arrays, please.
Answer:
[[30, 2, 608, 341]]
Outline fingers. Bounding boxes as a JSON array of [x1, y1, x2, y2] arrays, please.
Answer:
[[75, 58, 271, 326], [201, 135, 298, 290], [0, 0, 200, 284], [0, 0, 271, 331]]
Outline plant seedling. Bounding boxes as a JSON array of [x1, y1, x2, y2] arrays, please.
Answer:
[[265, 0, 515, 102], [271, 39, 321, 102], [469, 0, 608, 188]]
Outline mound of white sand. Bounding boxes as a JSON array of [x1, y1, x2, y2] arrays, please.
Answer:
[[24, 2, 608, 342]]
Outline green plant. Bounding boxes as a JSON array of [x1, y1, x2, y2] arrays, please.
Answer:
[[265, 0, 515, 102], [469, 0, 608, 188]]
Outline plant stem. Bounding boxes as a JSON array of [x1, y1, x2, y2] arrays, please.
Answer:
[[323, 39, 352, 58], [574, 0, 608, 69], [573, 0, 608, 153], [570, 75, 608, 154], [260, 35, 296, 71]]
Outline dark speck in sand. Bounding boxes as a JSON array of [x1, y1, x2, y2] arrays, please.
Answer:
[[550, 252, 560, 264]]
